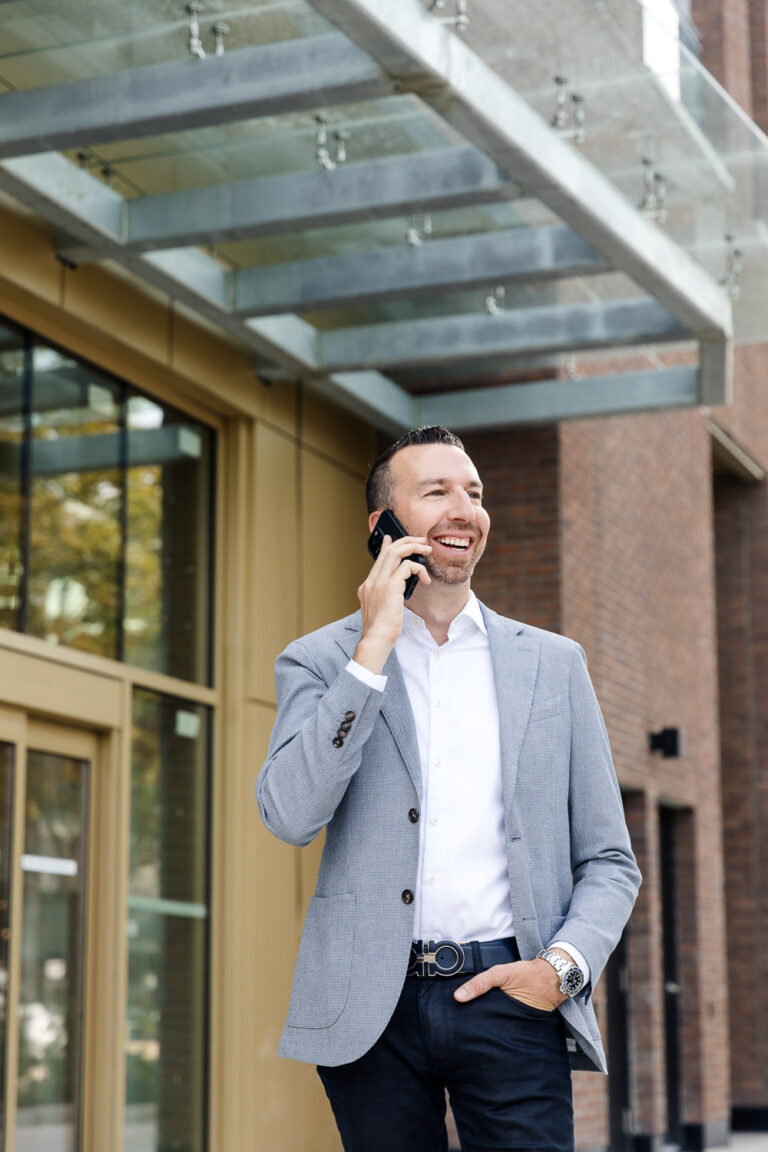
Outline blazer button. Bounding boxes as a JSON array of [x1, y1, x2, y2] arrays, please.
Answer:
[[339, 721, 352, 733], [344, 711, 356, 721], [336, 728, 348, 739], [408, 809, 419, 823], [401, 889, 414, 905], [332, 737, 344, 748]]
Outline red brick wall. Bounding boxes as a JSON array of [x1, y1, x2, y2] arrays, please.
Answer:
[[714, 474, 768, 1109], [560, 409, 730, 1143], [750, 0, 768, 132], [465, 426, 561, 632], [692, 0, 753, 114]]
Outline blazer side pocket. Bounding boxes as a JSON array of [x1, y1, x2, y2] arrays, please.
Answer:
[[285, 893, 356, 1030]]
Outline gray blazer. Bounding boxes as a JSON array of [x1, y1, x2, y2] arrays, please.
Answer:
[[257, 603, 641, 1072]]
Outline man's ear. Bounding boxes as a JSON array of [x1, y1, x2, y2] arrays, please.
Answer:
[[368, 510, 383, 533]]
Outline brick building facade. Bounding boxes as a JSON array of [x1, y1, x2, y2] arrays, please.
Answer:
[[450, 4, 768, 1146]]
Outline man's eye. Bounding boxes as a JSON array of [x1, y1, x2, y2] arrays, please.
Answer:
[[427, 489, 445, 496], [469, 491, 483, 501]]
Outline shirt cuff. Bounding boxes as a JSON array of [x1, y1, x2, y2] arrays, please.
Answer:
[[346, 659, 388, 693], [550, 941, 591, 986]]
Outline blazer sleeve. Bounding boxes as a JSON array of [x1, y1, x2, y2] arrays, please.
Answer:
[[552, 643, 642, 992], [256, 639, 385, 846]]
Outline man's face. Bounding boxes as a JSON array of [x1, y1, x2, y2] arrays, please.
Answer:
[[386, 443, 490, 585]]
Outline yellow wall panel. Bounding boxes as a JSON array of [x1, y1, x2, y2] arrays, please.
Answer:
[[248, 422, 300, 704], [62, 263, 170, 367], [301, 387, 378, 477], [241, 701, 340, 1151], [0, 203, 59, 306], [169, 308, 266, 419], [300, 448, 370, 637]]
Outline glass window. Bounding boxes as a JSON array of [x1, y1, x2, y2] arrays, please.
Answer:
[[125, 394, 213, 684], [126, 689, 209, 1152], [16, 748, 89, 1152], [0, 323, 27, 634], [0, 742, 13, 1151], [27, 349, 124, 659], [0, 316, 214, 685]]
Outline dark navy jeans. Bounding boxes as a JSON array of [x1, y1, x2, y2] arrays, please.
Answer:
[[318, 973, 574, 1152]]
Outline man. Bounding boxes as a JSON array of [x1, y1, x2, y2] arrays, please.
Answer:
[[257, 426, 641, 1152]]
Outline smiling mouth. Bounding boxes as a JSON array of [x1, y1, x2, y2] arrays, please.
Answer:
[[434, 535, 472, 552]]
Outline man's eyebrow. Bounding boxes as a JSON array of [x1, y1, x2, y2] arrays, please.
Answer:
[[415, 477, 483, 490]]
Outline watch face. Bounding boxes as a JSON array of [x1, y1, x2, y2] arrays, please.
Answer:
[[563, 967, 584, 996]]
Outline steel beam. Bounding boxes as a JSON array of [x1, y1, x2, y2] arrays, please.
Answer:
[[308, 0, 732, 351], [317, 299, 687, 373], [59, 147, 514, 263], [0, 34, 390, 159], [233, 225, 608, 316], [303, 365, 702, 432], [416, 367, 700, 429]]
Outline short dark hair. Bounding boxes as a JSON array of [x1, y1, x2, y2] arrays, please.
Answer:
[[365, 425, 465, 514]]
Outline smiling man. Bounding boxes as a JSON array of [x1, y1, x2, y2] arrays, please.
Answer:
[[257, 426, 640, 1152]]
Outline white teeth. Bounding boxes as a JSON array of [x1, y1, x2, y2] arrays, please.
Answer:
[[436, 536, 470, 549]]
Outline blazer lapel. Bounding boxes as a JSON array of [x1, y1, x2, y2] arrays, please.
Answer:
[[482, 604, 541, 806], [337, 614, 422, 798]]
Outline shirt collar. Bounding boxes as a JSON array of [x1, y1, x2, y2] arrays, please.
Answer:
[[401, 590, 487, 639]]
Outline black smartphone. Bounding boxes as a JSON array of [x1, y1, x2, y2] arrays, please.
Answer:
[[367, 508, 426, 601]]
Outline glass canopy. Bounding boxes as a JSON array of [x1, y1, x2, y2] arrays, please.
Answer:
[[0, 0, 760, 413]]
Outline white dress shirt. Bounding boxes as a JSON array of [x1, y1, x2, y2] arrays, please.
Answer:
[[347, 592, 589, 979]]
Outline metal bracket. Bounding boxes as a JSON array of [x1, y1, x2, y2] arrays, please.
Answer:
[[315, 114, 349, 169], [551, 76, 586, 144], [186, 3, 206, 59], [406, 212, 432, 246], [638, 157, 667, 224], [484, 284, 505, 314], [720, 233, 742, 300], [428, 0, 469, 33]]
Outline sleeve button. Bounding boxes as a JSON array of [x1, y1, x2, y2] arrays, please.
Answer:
[[401, 889, 414, 905], [344, 711, 356, 721], [339, 721, 352, 733], [332, 737, 344, 748]]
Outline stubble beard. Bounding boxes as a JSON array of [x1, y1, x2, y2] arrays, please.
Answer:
[[425, 540, 485, 585]]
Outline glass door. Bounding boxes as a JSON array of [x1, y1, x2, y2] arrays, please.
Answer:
[[0, 716, 96, 1152]]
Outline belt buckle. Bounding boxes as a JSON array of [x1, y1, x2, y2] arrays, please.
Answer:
[[408, 939, 465, 977]]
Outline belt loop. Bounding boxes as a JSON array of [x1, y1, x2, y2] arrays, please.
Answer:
[[471, 940, 482, 974]]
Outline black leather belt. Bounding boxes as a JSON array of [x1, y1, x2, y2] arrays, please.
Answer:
[[408, 936, 520, 977]]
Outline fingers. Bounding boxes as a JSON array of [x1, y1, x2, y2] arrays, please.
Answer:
[[454, 964, 506, 1002]]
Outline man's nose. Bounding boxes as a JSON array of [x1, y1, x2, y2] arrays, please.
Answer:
[[447, 487, 475, 521]]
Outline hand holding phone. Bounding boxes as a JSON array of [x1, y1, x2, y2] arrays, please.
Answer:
[[367, 509, 427, 601]]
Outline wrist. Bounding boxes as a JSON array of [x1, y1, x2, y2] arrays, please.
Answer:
[[353, 636, 393, 675]]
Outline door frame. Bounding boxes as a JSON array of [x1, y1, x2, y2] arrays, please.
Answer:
[[0, 659, 125, 1152]]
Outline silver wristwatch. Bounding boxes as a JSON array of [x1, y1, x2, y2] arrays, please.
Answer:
[[536, 948, 585, 997]]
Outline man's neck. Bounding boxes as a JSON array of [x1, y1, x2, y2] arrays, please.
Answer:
[[405, 583, 472, 646]]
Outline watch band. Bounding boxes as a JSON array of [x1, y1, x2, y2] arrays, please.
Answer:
[[536, 947, 585, 997]]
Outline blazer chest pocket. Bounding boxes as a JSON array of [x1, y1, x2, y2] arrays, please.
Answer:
[[528, 693, 563, 723], [286, 893, 356, 1030]]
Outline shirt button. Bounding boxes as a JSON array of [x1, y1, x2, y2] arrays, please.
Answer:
[[332, 737, 343, 748], [408, 809, 419, 823], [433, 760, 441, 770], [401, 889, 414, 905], [428, 876, 436, 885], [432, 651, 440, 660], [433, 699, 442, 708], [431, 817, 438, 825]]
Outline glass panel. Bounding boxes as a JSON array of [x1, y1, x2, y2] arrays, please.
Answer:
[[0, 742, 14, 1152], [125, 395, 213, 684], [126, 690, 209, 1152], [0, 1, 331, 90], [27, 347, 124, 659], [0, 324, 26, 633], [16, 748, 88, 1152]]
